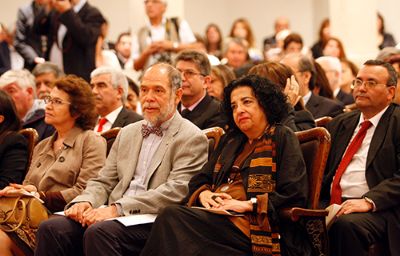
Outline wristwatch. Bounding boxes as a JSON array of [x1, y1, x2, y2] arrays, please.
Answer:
[[250, 197, 257, 213]]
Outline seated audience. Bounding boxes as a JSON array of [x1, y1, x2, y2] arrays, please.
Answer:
[[141, 75, 310, 256], [283, 33, 304, 56], [204, 23, 223, 60], [175, 50, 226, 129], [340, 58, 358, 94], [125, 76, 141, 114], [322, 37, 347, 60], [114, 32, 133, 69], [281, 53, 343, 118], [229, 18, 262, 61], [249, 61, 316, 131], [0, 69, 54, 141], [321, 60, 400, 256], [316, 56, 354, 105], [223, 37, 253, 78], [90, 67, 142, 133], [32, 62, 64, 100], [377, 12, 396, 49], [34, 63, 208, 256], [311, 18, 330, 59], [0, 90, 28, 189], [207, 64, 236, 101], [263, 16, 290, 53], [0, 75, 107, 255]]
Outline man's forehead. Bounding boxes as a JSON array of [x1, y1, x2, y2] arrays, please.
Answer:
[[358, 65, 388, 80]]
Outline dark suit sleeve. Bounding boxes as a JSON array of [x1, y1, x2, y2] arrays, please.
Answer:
[[0, 134, 28, 189], [14, 7, 38, 65], [59, 5, 104, 47]]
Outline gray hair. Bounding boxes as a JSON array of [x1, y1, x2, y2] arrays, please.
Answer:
[[90, 67, 128, 102], [0, 69, 36, 95], [143, 63, 182, 93], [32, 62, 64, 78]]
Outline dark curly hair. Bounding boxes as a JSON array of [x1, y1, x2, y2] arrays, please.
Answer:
[[223, 75, 288, 134], [53, 75, 97, 130]]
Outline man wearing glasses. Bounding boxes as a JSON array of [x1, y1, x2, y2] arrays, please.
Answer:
[[321, 60, 400, 255], [174, 50, 226, 130], [132, 0, 196, 71]]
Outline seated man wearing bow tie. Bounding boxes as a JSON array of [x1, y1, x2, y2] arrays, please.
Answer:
[[34, 63, 209, 256], [321, 60, 400, 256]]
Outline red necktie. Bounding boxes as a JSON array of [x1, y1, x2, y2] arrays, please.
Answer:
[[97, 117, 108, 133], [330, 120, 372, 204]]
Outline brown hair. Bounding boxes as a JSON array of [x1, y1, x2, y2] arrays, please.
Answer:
[[322, 37, 347, 59], [283, 33, 303, 51], [211, 65, 236, 88], [229, 18, 255, 48], [248, 61, 294, 91], [53, 75, 97, 130]]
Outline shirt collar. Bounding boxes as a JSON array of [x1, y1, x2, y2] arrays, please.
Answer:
[[359, 105, 389, 128], [73, 0, 87, 13], [302, 91, 312, 105], [181, 92, 206, 112], [146, 15, 167, 28], [99, 106, 123, 125]]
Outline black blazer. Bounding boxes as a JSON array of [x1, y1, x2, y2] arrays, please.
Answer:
[[179, 94, 226, 130], [336, 89, 354, 105], [305, 93, 343, 119], [322, 104, 400, 253], [112, 107, 143, 128], [0, 132, 28, 188], [38, 3, 104, 81]]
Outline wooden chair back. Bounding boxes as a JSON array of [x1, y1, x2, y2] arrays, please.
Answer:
[[101, 127, 121, 156], [202, 127, 225, 158], [18, 128, 39, 174], [295, 127, 331, 209], [315, 116, 333, 128]]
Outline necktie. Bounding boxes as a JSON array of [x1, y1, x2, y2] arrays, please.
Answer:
[[181, 108, 191, 118], [141, 124, 163, 138], [97, 117, 108, 133], [330, 120, 373, 204]]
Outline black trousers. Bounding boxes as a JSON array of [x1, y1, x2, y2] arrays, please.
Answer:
[[328, 212, 387, 256], [34, 216, 152, 256], [140, 205, 252, 256]]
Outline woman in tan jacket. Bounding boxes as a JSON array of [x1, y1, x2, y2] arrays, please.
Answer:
[[0, 75, 107, 256]]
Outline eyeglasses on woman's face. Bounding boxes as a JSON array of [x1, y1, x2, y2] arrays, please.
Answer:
[[44, 96, 71, 106]]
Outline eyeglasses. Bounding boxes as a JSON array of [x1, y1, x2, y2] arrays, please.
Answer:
[[178, 69, 205, 79], [351, 79, 387, 90], [44, 96, 71, 106]]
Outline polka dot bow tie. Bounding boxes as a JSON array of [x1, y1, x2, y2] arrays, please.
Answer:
[[141, 124, 163, 138]]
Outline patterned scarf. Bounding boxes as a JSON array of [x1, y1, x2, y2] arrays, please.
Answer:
[[213, 126, 281, 256]]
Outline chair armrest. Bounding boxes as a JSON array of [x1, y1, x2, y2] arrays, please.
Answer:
[[280, 207, 328, 222]]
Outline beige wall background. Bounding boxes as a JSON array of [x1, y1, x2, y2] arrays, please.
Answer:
[[1, 0, 399, 53]]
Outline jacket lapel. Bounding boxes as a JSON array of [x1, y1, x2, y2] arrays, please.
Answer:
[[366, 105, 394, 168]]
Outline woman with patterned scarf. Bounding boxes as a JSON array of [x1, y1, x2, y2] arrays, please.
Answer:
[[141, 75, 311, 256]]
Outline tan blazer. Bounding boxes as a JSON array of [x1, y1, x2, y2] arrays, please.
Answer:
[[70, 112, 209, 216], [24, 127, 107, 203]]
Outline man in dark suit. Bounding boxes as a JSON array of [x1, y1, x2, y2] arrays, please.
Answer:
[[174, 50, 226, 130], [316, 56, 354, 105], [37, 0, 104, 81], [90, 67, 142, 133], [281, 53, 343, 118], [321, 60, 400, 255]]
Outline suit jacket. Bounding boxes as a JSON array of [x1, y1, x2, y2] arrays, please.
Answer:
[[0, 42, 11, 75], [0, 132, 28, 189], [179, 94, 226, 130], [38, 3, 104, 81], [294, 109, 316, 131], [305, 93, 343, 119], [322, 104, 400, 253], [336, 89, 354, 105], [23, 108, 55, 142], [70, 112, 209, 216], [111, 107, 142, 128], [14, 1, 45, 70], [24, 127, 106, 206]]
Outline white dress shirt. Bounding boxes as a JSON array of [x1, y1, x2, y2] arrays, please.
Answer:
[[94, 106, 123, 133]]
